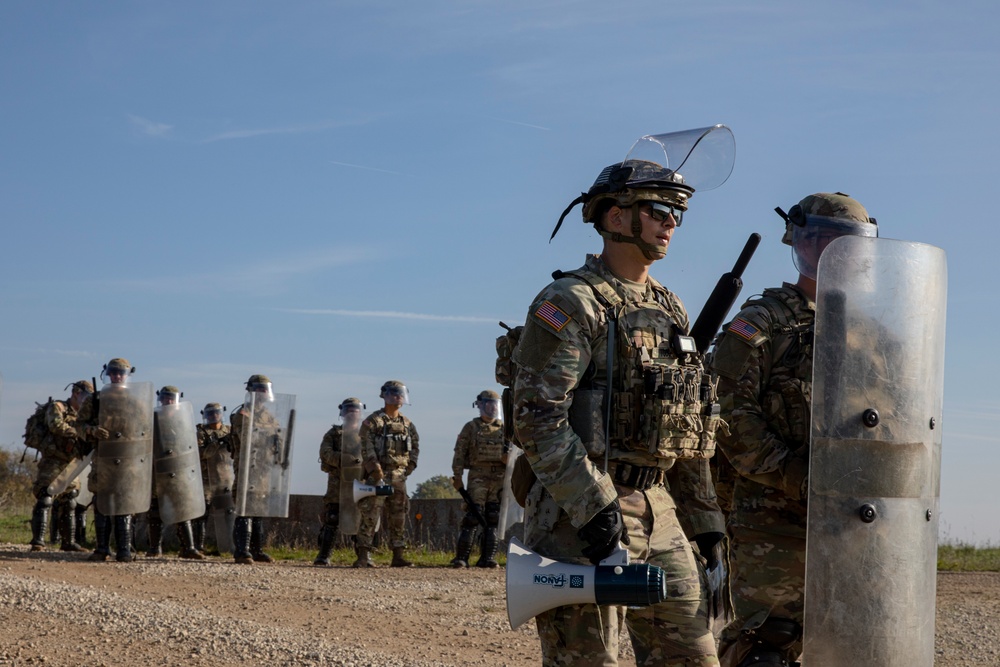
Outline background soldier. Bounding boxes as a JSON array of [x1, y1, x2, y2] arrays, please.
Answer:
[[710, 193, 877, 666], [195, 402, 232, 555], [146, 386, 204, 560], [450, 390, 505, 568], [229, 374, 280, 565], [314, 397, 365, 566], [356, 380, 420, 568], [28, 380, 99, 552], [77, 357, 151, 563], [512, 127, 734, 665]]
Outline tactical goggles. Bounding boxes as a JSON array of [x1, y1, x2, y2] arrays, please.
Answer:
[[644, 201, 684, 226]]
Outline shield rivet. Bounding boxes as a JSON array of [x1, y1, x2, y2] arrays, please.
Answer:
[[926, 509, 933, 521], [862, 409, 879, 427], [860, 504, 877, 523], [929, 417, 936, 430]]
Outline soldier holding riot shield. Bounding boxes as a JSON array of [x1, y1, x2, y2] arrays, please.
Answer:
[[76, 357, 154, 563], [230, 374, 296, 565], [28, 380, 95, 552], [146, 386, 206, 560], [710, 193, 881, 666], [450, 390, 506, 569], [195, 402, 234, 555], [313, 397, 365, 567]]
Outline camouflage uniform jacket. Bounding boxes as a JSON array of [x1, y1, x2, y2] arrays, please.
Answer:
[[710, 283, 813, 538], [512, 254, 723, 534], [42, 400, 80, 462], [319, 425, 343, 474], [451, 417, 505, 477], [229, 404, 282, 482], [196, 422, 233, 494], [360, 409, 419, 474]]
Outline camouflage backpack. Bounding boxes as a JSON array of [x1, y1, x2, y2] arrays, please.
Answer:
[[23, 399, 54, 451]]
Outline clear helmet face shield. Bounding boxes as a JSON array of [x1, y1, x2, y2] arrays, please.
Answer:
[[621, 124, 736, 194], [382, 384, 409, 406], [245, 382, 274, 407], [476, 398, 501, 421], [201, 407, 224, 426], [792, 215, 878, 280], [340, 405, 364, 431]]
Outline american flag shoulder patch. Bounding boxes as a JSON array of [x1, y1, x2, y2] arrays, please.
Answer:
[[728, 317, 760, 341], [535, 300, 571, 332]]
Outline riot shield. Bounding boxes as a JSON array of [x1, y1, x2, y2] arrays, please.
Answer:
[[153, 401, 206, 525], [93, 382, 154, 516], [235, 393, 296, 518], [47, 453, 93, 497], [76, 463, 93, 507], [497, 446, 524, 544], [339, 428, 364, 536], [203, 431, 236, 553], [802, 236, 946, 666]]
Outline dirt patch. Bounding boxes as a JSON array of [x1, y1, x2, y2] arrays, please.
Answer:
[[0, 545, 995, 666]]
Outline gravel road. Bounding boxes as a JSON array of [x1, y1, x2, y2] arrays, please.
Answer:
[[1, 544, 997, 666]]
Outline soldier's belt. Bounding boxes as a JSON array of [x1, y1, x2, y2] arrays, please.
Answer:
[[611, 463, 666, 491]]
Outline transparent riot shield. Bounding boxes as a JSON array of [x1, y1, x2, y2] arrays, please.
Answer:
[[76, 463, 94, 507], [47, 453, 93, 498], [802, 236, 946, 666], [497, 446, 525, 544], [203, 432, 236, 553], [153, 401, 206, 525], [93, 382, 154, 516], [235, 393, 296, 518], [339, 428, 365, 536]]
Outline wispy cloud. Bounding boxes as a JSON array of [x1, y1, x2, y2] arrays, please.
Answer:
[[278, 308, 496, 324], [127, 114, 173, 137], [203, 119, 363, 143], [329, 161, 412, 177], [483, 116, 550, 131]]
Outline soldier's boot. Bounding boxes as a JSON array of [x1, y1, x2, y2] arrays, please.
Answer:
[[475, 527, 500, 568], [114, 515, 134, 562], [75, 506, 88, 547], [450, 528, 474, 568], [233, 517, 254, 565], [352, 546, 374, 568], [146, 518, 164, 557], [390, 546, 413, 568], [49, 502, 62, 544], [177, 521, 205, 560], [88, 511, 112, 561], [250, 517, 273, 563], [29, 497, 52, 551], [314, 525, 336, 566], [192, 516, 207, 554], [60, 503, 87, 552]]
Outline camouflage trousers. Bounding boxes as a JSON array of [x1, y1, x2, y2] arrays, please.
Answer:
[[524, 481, 719, 667], [323, 469, 341, 505], [33, 455, 80, 499], [717, 526, 805, 667], [465, 463, 505, 507], [355, 470, 409, 549]]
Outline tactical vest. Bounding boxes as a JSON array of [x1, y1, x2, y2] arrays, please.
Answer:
[[561, 267, 720, 462], [376, 418, 413, 465], [470, 420, 505, 465]]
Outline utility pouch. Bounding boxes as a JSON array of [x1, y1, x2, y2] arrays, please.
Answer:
[[510, 454, 536, 508], [567, 388, 606, 459]]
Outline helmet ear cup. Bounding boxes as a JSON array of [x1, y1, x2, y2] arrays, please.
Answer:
[[787, 204, 806, 227]]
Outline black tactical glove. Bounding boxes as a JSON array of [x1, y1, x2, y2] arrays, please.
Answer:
[[695, 531, 725, 570], [578, 499, 629, 565]]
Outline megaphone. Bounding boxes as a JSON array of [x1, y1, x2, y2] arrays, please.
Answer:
[[505, 537, 667, 629], [353, 479, 394, 503]]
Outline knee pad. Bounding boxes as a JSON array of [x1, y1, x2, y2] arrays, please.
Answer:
[[34, 494, 54, 509], [484, 502, 501, 527], [325, 504, 340, 527], [461, 507, 482, 530], [737, 616, 801, 667]]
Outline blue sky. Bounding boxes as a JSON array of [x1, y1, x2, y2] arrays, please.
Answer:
[[1, 1, 996, 544]]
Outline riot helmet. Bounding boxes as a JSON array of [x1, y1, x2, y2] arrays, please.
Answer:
[[474, 390, 501, 421], [776, 192, 877, 280], [67, 380, 94, 410], [380, 380, 409, 406], [244, 374, 274, 404], [338, 397, 365, 429], [102, 357, 135, 385], [201, 402, 226, 425], [549, 125, 735, 260], [157, 385, 182, 406]]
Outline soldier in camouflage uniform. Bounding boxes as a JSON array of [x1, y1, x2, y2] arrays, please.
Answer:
[[356, 380, 420, 568], [314, 397, 364, 566], [710, 193, 877, 667], [195, 402, 232, 555], [450, 390, 506, 568], [28, 380, 98, 552], [76, 357, 146, 562], [229, 374, 280, 565], [513, 155, 728, 666], [146, 386, 205, 560]]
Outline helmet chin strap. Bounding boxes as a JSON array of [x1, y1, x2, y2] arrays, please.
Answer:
[[597, 203, 666, 261]]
